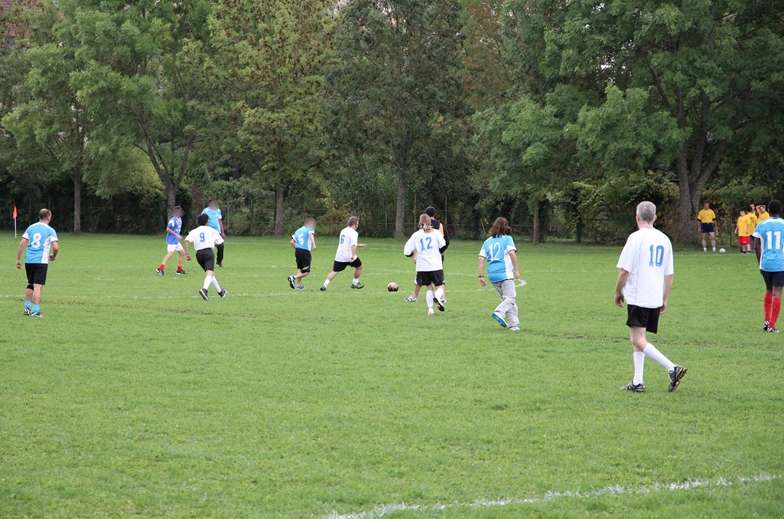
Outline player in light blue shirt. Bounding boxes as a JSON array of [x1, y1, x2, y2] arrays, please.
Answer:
[[753, 199, 784, 333], [201, 199, 225, 267], [156, 205, 190, 276], [288, 217, 317, 289], [477, 217, 521, 332], [15, 208, 60, 317]]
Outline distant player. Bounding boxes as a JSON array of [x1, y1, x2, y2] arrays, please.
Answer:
[[320, 216, 366, 291], [183, 214, 227, 301], [288, 217, 317, 290], [404, 213, 447, 316], [747, 204, 758, 238], [406, 206, 449, 303], [735, 209, 752, 253], [201, 200, 225, 267], [15, 208, 59, 318], [156, 205, 190, 276], [696, 201, 717, 253], [757, 204, 770, 223], [615, 201, 687, 393], [477, 217, 521, 332], [753, 200, 784, 333]]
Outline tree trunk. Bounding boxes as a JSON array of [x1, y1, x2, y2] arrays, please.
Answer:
[[165, 180, 176, 215], [531, 199, 540, 244], [274, 188, 285, 236], [394, 172, 407, 238], [676, 151, 695, 243], [72, 171, 82, 233]]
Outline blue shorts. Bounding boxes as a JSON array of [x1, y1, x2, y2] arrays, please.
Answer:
[[700, 223, 715, 234]]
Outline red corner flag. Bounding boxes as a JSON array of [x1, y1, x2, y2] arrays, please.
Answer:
[[12, 205, 18, 237]]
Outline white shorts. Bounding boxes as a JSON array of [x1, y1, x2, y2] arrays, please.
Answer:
[[167, 243, 184, 253]]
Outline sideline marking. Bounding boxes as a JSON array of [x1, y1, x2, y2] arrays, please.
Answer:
[[323, 473, 781, 519]]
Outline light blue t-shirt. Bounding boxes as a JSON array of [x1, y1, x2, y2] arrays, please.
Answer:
[[166, 216, 182, 245], [23, 222, 58, 264], [754, 217, 784, 272], [292, 226, 314, 251], [479, 234, 517, 283], [201, 207, 222, 232]]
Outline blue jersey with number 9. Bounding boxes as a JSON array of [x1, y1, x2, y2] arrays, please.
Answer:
[[754, 218, 784, 272]]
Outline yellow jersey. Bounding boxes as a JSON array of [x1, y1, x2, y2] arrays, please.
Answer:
[[697, 209, 716, 224], [747, 212, 758, 230], [758, 211, 770, 222]]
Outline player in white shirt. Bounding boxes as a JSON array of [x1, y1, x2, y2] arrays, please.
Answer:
[[404, 214, 448, 316], [183, 214, 227, 301], [614, 201, 687, 393], [320, 216, 367, 291]]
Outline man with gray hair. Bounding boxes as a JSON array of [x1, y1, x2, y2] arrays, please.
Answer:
[[614, 201, 687, 393]]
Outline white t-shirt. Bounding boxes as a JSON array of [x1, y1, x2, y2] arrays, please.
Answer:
[[335, 226, 359, 262], [616, 227, 674, 308], [185, 226, 225, 251], [404, 229, 446, 272]]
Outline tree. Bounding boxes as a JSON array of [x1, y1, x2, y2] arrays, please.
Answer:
[[65, 0, 213, 213], [209, 0, 333, 236], [504, 0, 784, 240], [329, 0, 467, 238]]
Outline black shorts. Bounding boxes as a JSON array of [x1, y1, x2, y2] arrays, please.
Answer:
[[761, 270, 784, 290], [25, 263, 48, 287], [333, 258, 362, 272], [295, 249, 312, 272], [416, 270, 445, 287], [700, 223, 715, 234], [627, 305, 661, 334], [196, 249, 215, 272]]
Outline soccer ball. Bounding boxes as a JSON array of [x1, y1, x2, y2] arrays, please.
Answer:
[[719, 248, 726, 253], [387, 282, 399, 292]]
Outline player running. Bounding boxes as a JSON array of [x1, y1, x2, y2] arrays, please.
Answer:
[[183, 214, 227, 301], [15, 208, 59, 318], [156, 205, 190, 276], [320, 216, 366, 291], [753, 200, 784, 333], [406, 206, 449, 303], [696, 202, 718, 253], [477, 217, 521, 332], [288, 217, 317, 290], [614, 201, 687, 393], [201, 200, 225, 267], [404, 213, 447, 316]]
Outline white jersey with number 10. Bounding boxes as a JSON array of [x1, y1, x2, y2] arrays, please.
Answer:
[[616, 228, 674, 309]]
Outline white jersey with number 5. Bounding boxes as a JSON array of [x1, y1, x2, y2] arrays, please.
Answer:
[[617, 228, 674, 309], [185, 225, 224, 251], [404, 229, 446, 272], [335, 227, 359, 262]]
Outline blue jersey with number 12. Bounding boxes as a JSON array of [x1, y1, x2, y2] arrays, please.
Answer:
[[754, 217, 784, 272], [480, 235, 517, 283], [292, 226, 313, 251]]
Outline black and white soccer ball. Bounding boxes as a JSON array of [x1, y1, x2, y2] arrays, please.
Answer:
[[387, 282, 399, 292]]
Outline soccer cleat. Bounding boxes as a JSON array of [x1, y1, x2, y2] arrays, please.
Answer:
[[767, 327, 780, 334], [320, 285, 328, 292], [427, 308, 435, 317], [763, 321, 770, 332], [295, 285, 305, 290], [23, 308, 31, 316], [668, 365, 688, 392], [218, 288, 227, 299], [176, 269, 186, 276], [351, 282, 365, 289], [433, 296, 445, 312], [509, 326, 521, 333], [198, 288, 209, 301], [491, 312, 508, 328], [624, 382, 646, 393], [156, 267, 165, 277], [405, 295, 417, 303], [288, 275, 296, 290]]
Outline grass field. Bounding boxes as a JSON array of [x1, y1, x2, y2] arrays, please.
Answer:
[[1, 234, 782, 518]]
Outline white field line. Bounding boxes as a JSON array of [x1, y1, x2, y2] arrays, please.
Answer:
[[322, 473, 781, 519]]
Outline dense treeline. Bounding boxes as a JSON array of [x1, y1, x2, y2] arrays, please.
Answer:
[[1, 0, 782, 241]]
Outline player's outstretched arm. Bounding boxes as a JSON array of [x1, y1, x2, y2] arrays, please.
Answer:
[[614, 269, 629, 307], [15, 238, 28, 268]]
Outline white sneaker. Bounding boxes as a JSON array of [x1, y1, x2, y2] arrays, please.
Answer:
[[509, 326, 520, 333], [427, 308, 435, 317]]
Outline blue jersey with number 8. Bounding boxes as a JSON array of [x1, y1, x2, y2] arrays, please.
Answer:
[[23, 223, 58, 264], [754, 218, 784, 272]]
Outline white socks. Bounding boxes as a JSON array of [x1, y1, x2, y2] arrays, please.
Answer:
[[426, 289, 434, 309], [633, 351, 645, 385], [435, 286, 444, 302], [352, 277, 361, 286], [211, 276, 222, 292], [203, 274, 212, 291], [643, 343, 675, 372], [323, 278, 331, 287]]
